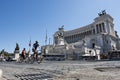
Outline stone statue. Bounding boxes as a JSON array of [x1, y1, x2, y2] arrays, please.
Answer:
[[115, 31, 119, 38], [58, 31, 64, 38], [82, 40, 86, 46], [54, 25, 65, 45], [57, 25, 64, 39]]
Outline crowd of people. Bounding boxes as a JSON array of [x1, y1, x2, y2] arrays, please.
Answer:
[[0, 40, 43, 63], [20, 40, 41, 62]]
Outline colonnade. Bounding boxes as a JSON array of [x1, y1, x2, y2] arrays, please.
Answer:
[[64, 28, 94, 43], [64, 23, 106, 43], [96, 22, 106, 33]]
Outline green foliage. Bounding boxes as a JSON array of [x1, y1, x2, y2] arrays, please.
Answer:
[[0, 49, 14, 57]]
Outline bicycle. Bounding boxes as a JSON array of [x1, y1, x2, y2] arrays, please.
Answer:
[[19, 52, 43, 64], [18, 54, 30, 63], [29, 53, 43, 64]]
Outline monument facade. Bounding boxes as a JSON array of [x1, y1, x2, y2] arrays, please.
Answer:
[[42, 11, 120, 60]]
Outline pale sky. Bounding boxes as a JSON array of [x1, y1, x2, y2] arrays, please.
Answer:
[[0, 0, 120, 52]]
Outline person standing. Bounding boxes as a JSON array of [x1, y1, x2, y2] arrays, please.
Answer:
[[21, 48, 26, 60], [32, 41, 39, 60]]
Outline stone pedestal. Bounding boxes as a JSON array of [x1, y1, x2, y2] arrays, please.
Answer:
[[58, 38, 64, 45], [14, 50, 20, 61], [95, 46, 101, 60], [0, 69, 2, 78], [15, 53, 20, 61], [45, 48, 48, 54], [97, 54, 101, 60]]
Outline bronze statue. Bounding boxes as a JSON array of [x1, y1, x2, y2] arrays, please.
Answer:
[[59, 25, 64, 31], [15, 43, 20, 50], [98, 10, 106, 16]]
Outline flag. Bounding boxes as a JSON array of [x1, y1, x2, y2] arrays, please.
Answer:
[[29, 40, 31, 47]]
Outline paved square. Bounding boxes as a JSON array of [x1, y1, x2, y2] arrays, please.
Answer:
[[1, 61, 120, 80]]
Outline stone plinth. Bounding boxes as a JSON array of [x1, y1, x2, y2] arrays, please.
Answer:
[[14, 50, 20, 61], [0, 69, 2, 78]]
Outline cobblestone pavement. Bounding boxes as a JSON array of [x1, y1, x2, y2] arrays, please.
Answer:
[[1, 61, 120, 80]]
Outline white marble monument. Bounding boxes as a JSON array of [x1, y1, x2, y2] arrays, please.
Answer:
[[41, 11, 120, 60]]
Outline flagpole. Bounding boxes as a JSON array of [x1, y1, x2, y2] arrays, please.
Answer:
[[49, 37, 50, 45], [44, 29, 48, 55], [45, 29, 47, 46], [29, 37, 31, 54]]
